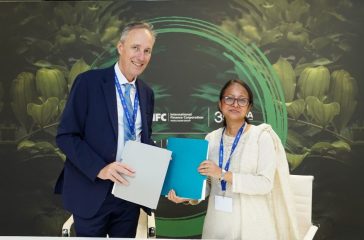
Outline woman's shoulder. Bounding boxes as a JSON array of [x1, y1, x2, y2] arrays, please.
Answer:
[[252, 123, 284, 147], [254, 123, 273, 131], [205, 127, 224, 141], [248, 123, 277, 141]]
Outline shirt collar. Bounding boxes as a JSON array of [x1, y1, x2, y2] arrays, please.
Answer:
[[114, 63, 136, 87]]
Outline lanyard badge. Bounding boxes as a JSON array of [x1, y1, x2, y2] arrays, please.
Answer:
[[219, 122, 246, 191], [114, 75, 139, 136]]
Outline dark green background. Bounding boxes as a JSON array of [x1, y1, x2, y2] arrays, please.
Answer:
[[0, 0, 363, 239]]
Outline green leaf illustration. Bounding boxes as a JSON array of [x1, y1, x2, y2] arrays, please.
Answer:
[[287, 152, 309, 170], [27, 97, 59, 128], [305, 96, 340, 127], [286, 99, 305, 120]]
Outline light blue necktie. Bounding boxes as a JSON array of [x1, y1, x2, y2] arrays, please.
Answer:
[[123, 83, 136, 142]]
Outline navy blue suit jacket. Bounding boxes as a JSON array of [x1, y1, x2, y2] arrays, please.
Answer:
[[54, 65, 154, 218]]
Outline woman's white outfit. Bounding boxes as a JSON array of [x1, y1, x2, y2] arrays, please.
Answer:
[[202, 124, 299, 240]]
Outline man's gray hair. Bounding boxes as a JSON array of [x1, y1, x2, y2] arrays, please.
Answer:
[[119, 22, 156, 42]]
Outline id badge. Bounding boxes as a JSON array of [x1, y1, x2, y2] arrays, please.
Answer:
[[215, 195, 232, 212]]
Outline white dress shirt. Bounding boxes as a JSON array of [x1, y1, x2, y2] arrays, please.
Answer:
[[114, 63, 142, 162]]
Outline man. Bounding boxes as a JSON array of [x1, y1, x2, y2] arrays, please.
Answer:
[[54, 22, 156, 237]]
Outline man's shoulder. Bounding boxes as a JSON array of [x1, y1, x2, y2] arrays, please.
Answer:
[[136, 77, 153, 92], [75, 66, 114, 85], [79, 66, 113, 78]]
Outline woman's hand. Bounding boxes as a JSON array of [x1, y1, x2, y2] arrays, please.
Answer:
[[198, 160, 222, 179], [167, 189, 189, 204]]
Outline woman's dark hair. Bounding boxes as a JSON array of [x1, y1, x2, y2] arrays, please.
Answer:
[[219, 79, 254, 126]]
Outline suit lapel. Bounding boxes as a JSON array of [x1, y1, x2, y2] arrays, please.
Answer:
[[102, 67, 118, 139], [136, 79, 148, 140]]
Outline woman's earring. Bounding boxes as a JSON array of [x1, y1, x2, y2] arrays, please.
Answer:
[[246, 111, 253, 121]]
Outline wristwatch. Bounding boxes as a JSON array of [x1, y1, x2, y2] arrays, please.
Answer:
[[219, 169, 227, 182]]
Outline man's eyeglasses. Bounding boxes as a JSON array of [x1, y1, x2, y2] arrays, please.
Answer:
[[222, 96, 250, 107]]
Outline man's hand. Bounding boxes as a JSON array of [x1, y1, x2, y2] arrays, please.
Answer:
[[97, 162, 135, 185]]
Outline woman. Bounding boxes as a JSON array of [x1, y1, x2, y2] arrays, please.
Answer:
[[168, 80, 299, 240]]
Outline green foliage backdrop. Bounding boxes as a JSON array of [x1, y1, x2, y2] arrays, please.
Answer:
[[0, 0, 363, 239]]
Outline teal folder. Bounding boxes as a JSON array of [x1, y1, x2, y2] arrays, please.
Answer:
[[161, 137, 208, 200]]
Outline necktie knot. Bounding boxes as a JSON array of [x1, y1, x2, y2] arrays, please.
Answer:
[[124, 83, 133, 96]]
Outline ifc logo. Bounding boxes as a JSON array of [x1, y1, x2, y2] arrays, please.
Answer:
[[153, 113, 167, 122]]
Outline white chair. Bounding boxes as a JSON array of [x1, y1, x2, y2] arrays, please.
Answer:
[[61, 209, 156, 238], [289, 175, 318, 240]]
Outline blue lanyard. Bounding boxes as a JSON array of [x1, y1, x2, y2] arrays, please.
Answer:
[[114, 75, 139, 136], [219, 122, 246, 191]]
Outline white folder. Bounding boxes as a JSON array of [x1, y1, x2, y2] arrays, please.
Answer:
[[112, 141, 172, 209]]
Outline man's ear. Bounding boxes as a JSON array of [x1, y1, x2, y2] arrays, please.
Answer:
[[117, 41, 123, 55]]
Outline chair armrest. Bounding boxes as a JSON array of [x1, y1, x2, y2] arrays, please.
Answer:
[[303, 225, 318, 240], [147, 212, 156, 238], [62, 215, 74, 237]]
